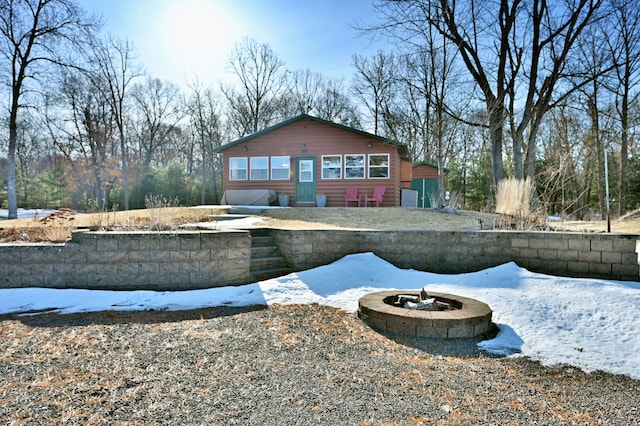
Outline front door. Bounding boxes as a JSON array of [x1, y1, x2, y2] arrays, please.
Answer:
[[295, 157, 316, 203]]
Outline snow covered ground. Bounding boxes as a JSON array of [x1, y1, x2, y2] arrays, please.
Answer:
[[1, 252, 639, 380], [0, 208, 58, 220]]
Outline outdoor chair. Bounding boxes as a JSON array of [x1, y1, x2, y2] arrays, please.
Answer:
[[344, 186, 360, 207], [362, 186, 386, 207]]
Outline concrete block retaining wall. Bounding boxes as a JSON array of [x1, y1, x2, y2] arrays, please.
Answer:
[[0, 230, 252, 290], [273, 230, 640, 282], [0, 229, 638, 291]]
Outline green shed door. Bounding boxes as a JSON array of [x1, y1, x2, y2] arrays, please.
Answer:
[[410, 178, 438, 208]]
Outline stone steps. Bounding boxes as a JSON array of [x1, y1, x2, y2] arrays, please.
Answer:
[[249, 229, 292, 281]]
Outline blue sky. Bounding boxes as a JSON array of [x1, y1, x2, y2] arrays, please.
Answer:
[[78, 0, 386, 86]]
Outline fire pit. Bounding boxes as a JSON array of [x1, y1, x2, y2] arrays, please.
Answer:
[[358, 290, 492, 338]]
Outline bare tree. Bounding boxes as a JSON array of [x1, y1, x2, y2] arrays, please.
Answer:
[[222, 38, 287, 137], [90, 36, 141, 210], [0, 0, 98, 218], [186, 80, 225, 204], [372, 0, 608, 187], [286, 68, 361, 125], [607, 0, 640, 215], [351, 51, 397, 135], [131, 77, 185, 168], [44, 67, 117, 211]]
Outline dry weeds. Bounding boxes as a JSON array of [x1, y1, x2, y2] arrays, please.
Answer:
[[1, 206, 638, 244]]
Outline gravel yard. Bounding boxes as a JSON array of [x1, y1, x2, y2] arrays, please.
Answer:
[[2, 304, 638, 425]]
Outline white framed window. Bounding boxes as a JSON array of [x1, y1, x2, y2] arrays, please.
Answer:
[[250, 156, 269, 180], [271, 156, 290, 180], [298, 159, 314, 182], [229, 157, 248, 180], [345, 154, 365, 179], [368, 154, 390, 178], [321, 155, 342, 179]]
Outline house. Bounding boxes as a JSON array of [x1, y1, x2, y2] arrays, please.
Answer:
[[214, 114, 413, 207]]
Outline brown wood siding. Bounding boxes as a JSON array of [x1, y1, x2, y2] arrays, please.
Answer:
[[400, 159, 413, 188], [413, 164, 441, 179], [220, 118, 403, 207]]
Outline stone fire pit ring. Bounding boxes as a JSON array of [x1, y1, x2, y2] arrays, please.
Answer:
[[358, 291, 492, 339]]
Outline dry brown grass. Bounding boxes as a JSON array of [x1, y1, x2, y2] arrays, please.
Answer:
[[260, 207, 499, 230], [1, 206, 638, 243]]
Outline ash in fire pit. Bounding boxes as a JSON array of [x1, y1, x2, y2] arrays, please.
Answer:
[[390, 288, 460, 311]]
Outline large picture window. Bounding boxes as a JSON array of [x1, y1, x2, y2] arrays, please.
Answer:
[[321, 155, 342, 179], [250, 156, 269, 180], [229, 157, 247, 180], [368, 154, 390, 178], [271, 156, 290, 180], [345, 154, 365, 179]]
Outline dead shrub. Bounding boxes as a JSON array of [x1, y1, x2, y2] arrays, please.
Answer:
[[495, 178, 545, 230], [145, 195, 180, 231]]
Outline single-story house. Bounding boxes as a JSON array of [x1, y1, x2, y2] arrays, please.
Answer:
[[214, 114, 447, 208]]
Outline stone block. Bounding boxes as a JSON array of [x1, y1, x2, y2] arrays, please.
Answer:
[[170, 251, 191, 262], [189, 250, 211, 261], [108, 251, 129, 264], [529, 237, 548, 249], [75, 263, 96, 275], [557, 249, 578, 262], [511, 238, 529, 248], [612, 264, 639, 280], [65, 274, 87, 288], [568, 238, 591, 251], [20, 275, 43, 287], [547, 237, 569, 250], [117, 238, 140, 251], [179, 233, 201, 251], [536, 249, 557, 260], [139, 238, 160, 251], [590, 239, 613, 252], [96, 238, 118, 251], [578, 251, 601, 263], [589, 262, 611, 276], [601, 251, 622, 264], [86, 251, 110, 264], [128, 251, 150, 263], [139, 262, 159, 274], [117, 263, 139, 274]]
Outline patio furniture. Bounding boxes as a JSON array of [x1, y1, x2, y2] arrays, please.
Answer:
[[344, 186, 360, 207], [362, 186, 386, 207]]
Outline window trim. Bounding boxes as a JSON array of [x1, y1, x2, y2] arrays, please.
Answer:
[[270, 155, 291, 180], [321, 154, 342, 180], [344, 153, 366, 179], [367, 153, 390, 179], [229, 157, 248, 181], [250, 156, 269, 180]]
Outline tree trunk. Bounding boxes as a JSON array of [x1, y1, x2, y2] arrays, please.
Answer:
[[488, 101, 505, 187]]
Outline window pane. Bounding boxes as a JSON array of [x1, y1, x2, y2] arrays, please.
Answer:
[[250, 156, 268, 180], [271, 156, 290, 180], [322, 155, 341, 179], [229, 157, 247, 180], [299, 160, 314, 182], [368, 154, 389, 179], [345, 154, 365, 179]]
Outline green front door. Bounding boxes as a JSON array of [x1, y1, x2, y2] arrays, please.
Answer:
[[295, 157, 316, 203]]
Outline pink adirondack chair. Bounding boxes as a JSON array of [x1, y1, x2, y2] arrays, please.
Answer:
[[344, 186, 360, 207], [362, 186, 386, 207]]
